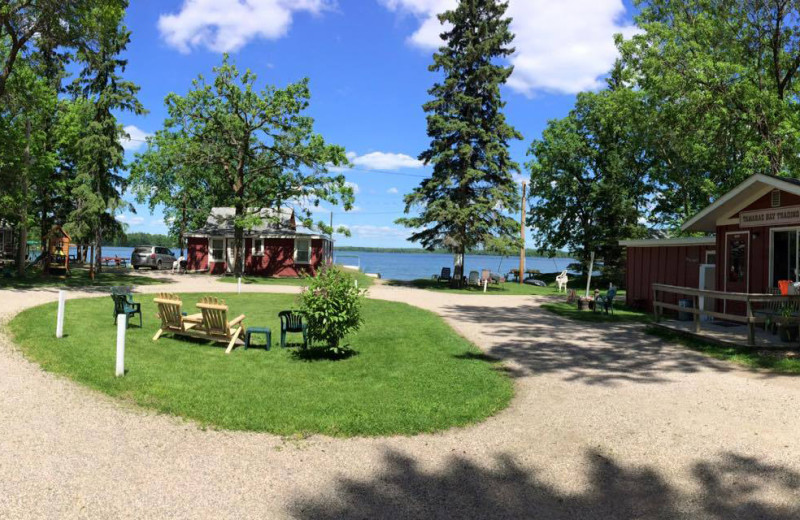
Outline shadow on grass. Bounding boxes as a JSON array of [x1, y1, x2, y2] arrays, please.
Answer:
[[292, 448, 800, 519], [290, 345, 358, 362]]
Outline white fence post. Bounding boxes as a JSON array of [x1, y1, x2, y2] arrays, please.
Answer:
[[483, 279, 488, 293], [238, 277, 242, 294], [116, 315, 126, 377], [56, 290, 65, 338]]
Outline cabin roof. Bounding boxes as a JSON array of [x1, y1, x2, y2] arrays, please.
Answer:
[[682, 173, 800, 232]]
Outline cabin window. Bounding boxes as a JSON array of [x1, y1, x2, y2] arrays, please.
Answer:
[[705, 251, 716, 264], [252, 238, 264, 256], [210, 239, 224, 263], [295, 238, 311, 264], [772, 189, 781, 208], [771, 229, 799, 286]]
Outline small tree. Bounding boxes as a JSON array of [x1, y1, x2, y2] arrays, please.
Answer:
[[298, 268, 364, 357]]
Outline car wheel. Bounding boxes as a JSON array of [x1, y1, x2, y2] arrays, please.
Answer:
[[133, 266, 139, 270], [156, 260, 162, 270]]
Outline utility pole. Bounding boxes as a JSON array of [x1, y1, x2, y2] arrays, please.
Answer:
[[519, 181, 526, 285]]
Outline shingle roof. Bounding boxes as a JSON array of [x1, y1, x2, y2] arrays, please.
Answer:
[[191, 207, 295, 236]]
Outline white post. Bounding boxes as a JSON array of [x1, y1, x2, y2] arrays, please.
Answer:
[[56, 290, 65, 338], [585, 251, 595, 298], [116, 315, 126, 377], [355, 279, 358, 289], [237, 277, 242, 294], [483, 279, 488, 293]]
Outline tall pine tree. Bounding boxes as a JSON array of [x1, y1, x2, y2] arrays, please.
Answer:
[[397, 0, 521, 283]]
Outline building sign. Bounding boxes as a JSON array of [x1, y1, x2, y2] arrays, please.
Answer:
[[740, 205, 800, 228]]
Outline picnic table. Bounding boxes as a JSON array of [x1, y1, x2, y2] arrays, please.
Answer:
[[101, 256, 128, 267]]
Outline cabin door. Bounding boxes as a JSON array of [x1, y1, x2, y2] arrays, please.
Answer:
[[225, 239, 245, 274], [725, 231, 750, 314]]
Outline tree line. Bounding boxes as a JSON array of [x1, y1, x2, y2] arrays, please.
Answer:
[[103, 233, 176, 248]]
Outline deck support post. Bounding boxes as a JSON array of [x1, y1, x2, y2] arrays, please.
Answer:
[[746, 299, 756, 347], [693, 294, 701, 333], [652, 285, 660, 323]]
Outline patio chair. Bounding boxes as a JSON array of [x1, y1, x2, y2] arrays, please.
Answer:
[[110, 287, 142, 327], [556, 270, 569, 292], [481, 269, 502, 285], [594, 288, 617, 315], [754, 288, 782, 333], [279, 311, 308, 349], [467, 270, 481, 287], [436, 267, 452, 283], [196, 296, 246, 354], [152, 293, 203, 341]]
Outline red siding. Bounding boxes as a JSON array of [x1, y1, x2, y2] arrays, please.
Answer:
[[624, 244, 710, 311], [187, 237, 209, 271]]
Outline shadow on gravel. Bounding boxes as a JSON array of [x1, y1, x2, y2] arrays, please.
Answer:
[[441, 302, 736, 386], [291, 449, 800, 519]]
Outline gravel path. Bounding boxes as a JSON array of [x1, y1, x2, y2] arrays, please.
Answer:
[[1, 273, 799, 519]]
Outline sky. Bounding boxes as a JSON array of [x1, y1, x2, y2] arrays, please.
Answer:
[[117, 0, 638, 248]]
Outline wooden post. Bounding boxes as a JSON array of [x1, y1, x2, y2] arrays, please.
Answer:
[[585, 252, 595, 298], [693, 294, 701, 333], [56, 290, 65, 338], [519, 182, 526, 285], [116, 315, 126, 377], [746, 299, 755, 347]]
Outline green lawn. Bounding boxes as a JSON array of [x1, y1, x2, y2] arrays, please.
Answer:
[[541, 301, 652, 323], [8, 293, 512, 436], [217, 268, 375, 288], [647, 326, 800, 374], [0, 268, 168, 289], [393, 272, 623, 297]]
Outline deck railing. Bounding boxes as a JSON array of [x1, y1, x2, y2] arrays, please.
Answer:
[[652, 283, 800, 346]]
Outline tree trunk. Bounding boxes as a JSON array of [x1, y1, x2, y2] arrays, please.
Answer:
[[95, 227, 103, 276], [17, 118, 31, 276], [233, 204, 244, 277], [180, 193, 187, 257]]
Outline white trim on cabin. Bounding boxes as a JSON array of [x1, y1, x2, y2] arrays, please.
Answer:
[[682, 174, 800, 232], [294, 238, 311, 265], [619, 237, 716, 248]]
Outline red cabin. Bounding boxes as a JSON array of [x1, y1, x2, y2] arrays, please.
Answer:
[[623, 174, 800, 312], [186, 207, 333, 277]]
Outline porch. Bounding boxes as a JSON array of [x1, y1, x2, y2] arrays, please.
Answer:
[[652, 283, 800, 349]]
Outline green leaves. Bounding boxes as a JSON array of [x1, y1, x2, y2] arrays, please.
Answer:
[[399, 0, 522, 258]]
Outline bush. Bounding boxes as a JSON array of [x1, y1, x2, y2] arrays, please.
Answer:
[[299, 267, 365, 356]]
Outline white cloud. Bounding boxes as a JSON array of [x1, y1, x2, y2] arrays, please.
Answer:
[[120, 125, 151, 152], [158, 0, 331, 53], [345, 181, 360, 194], [349, 151, 423, 170], [343, 224, 412, 240], [116, 214, 145, 226], [387, 187, 399, 194], [379, 0, 638, 95]]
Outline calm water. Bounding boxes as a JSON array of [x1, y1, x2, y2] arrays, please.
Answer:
[[335, 251, 575, 281], [74, 246, 574, 281]]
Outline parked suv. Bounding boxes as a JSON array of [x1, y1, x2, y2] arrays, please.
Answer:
[[132, 246, 176, 270]]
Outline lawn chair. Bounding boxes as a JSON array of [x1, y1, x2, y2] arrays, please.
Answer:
[[436, 267, 452, 283], [196, 296, 246, 354], [152, 293, 203, 341], [279, 311, 308, 349], [467, 270, 481, 287], [754, 288, 782, 333], [594, 287, 617, 315], [556, 270, 569, 292], [481, 269, 502, 285], [110, 287, 142, 327]]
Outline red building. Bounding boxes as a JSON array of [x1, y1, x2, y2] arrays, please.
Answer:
[[186, 207, 332, 277], [623, 174, 800, 310]]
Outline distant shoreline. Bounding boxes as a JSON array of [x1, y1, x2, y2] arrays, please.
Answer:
[[335, 247, 572, 258]]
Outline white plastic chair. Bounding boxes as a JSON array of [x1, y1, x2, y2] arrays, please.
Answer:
[[556, 270, 569, 292]]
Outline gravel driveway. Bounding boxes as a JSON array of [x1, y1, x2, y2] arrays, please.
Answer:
[[1, 273, 799, 519]]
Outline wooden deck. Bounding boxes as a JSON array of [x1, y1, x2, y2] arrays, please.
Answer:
[[653, 318, 797, 349]]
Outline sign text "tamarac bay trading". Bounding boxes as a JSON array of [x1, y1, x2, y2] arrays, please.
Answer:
[[740, 205, 800, 228]]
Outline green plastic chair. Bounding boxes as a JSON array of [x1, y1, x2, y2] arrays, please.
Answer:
[[279, 311, 308, 349], [111, 292, 142, 327], [594, 288, 617, 315]]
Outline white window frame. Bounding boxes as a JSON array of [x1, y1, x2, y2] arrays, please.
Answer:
[[252, 237, 265, 256], [210, 238, 225, 263], [768, 226, 800, 286], [294, 238, 311, 265], [705, 250, 716, 264]]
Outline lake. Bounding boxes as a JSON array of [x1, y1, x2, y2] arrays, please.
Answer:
[[94, 247, 574, 281]]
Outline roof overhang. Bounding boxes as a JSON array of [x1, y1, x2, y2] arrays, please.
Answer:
[[681, 174, 800, 232], [619, 236, 716, 248]]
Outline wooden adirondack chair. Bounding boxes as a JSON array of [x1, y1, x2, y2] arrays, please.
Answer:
[[196, 296, 246, 354], [152, 293, 203, 341]]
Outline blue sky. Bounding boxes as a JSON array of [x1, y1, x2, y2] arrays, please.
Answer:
[[117, 0, 638, 247]]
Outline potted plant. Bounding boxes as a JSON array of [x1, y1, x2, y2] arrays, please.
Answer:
[[776, 304, 799, 343]]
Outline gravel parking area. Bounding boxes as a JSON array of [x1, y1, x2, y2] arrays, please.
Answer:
[[1, 273, 799, 519]]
